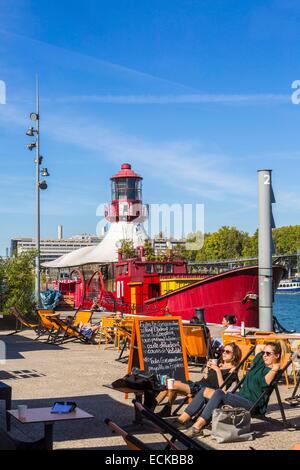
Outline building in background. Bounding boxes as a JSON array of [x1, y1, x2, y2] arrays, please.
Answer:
[[152, 237, 186, 256], [11, 226, 103, 264]]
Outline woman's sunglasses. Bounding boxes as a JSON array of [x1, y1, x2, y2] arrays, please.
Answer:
[[263, 351, 275, 357], [222, 349, 233, 354]]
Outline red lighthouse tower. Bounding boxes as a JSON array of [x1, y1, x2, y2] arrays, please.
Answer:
[[105, 163, 148, 223]]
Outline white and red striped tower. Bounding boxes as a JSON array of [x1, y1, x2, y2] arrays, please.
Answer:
[[105, 163, 148, 223]]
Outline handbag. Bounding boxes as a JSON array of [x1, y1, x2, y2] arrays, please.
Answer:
[[112, 370, 165, 391], [211, 405, 254, 443]]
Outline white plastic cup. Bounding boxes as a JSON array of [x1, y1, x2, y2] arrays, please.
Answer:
[[167, 378, 175, 390], [17, 404, 28, 420]]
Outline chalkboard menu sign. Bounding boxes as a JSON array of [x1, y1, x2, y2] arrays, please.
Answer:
[[128, 316, 189, 382]]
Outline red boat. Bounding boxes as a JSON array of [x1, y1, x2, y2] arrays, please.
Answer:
[[143, 265, 285, 327], [47, 163, 285, 327]]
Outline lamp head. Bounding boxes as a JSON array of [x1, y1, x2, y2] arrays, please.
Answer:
[[39, 180, 48, 190], [41, 168, 49, 177], [30, 112, 39, 121], [26, 127, 36, 137], [26, 142, 36, 151]]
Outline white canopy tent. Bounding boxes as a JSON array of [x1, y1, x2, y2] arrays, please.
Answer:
[[42, 221, 148, 268]]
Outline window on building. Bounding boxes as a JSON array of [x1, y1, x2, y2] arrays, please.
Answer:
[[155, 264, 163, 273], [166, 264, 173, 273], [145, 264, 154, 273]]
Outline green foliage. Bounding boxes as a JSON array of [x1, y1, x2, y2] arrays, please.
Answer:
[[272, 225, 300, 255], [143, 239, 155, 261], [0, 257, 6, 312], [195, 226, 249, 261], [184, 225, 300, 261], [119, 240, 136, 260], [172, 243, 187, 260], [2, 251, 36, 316], [242, 229, 258, 258]]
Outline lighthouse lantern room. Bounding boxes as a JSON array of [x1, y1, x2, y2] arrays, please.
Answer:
[[105, 163, 148, 223]]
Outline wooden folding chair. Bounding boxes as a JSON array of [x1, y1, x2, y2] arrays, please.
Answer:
[[286, 370, 300, 406], [36, 310, 60, 342], [183, 325, 208, 367], [47, 316, 97, 344], [133, 400, 212, 450], [104, 419, 150, 450], [72, 310, 92, 327], [8, 307, 39, 335], [231, 355, 295, 429], [98, 317, 118, 349]]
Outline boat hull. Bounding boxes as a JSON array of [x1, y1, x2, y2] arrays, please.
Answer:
[[144, 266, 285, 328]]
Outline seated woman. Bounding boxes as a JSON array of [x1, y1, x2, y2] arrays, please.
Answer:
[[156, 342, 241, 418], [76, 321, 100, 340], [65, 316, 100, 341], [91, 297, 101, 311], [184, 341, 282, 438], [211, 314, 241, 357], [222, 314, 241, 333]]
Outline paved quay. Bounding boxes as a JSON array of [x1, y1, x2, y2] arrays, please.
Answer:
[[0, 327, 300, 450]]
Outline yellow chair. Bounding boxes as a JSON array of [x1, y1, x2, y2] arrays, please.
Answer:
[[98, 317, 118, 349], [73, 310, 92, 327], [10, 306, 39, 332], [222, 331, 251, 346], [183, 325, 208, 360], [251, 338, 296, 388], [115, 318, 134, 350]]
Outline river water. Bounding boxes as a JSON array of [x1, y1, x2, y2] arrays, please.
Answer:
[[274, 294, 300, 332]]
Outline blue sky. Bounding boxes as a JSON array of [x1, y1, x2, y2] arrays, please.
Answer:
[[0, 0, 300, 256]]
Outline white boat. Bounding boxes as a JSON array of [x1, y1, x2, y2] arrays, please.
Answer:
[[277, 278, 300, 293]]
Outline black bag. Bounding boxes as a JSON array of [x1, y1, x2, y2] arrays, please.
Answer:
[[112, 370, 165, 391]]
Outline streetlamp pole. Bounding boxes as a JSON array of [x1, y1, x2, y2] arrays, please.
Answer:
[[26, 77, 49, 307], [35, 75, 40, 305]]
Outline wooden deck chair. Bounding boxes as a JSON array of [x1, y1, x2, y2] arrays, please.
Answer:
[[47, 316, 98, 344], [230, 355, 295, 429], [191, 351, 295, 429], [104, 419, 150, 450], [280, 351, 297, 389], [132, 400, 212, 451], [237, 343, 256, 378], [115, 318, 134, 350], [72, 310, 92, 327], [183, 325, 208, 366], [8, 307, 39, 335], [286, 368, 300, 406], [104, 418, 178, 450], [173, 345, 256, 418], [36, 310, 60, 342], [222, 332, 251, 346], [98, 317, 118, 349]]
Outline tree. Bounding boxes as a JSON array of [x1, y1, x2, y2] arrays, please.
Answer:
[[119, 240, 136, 260], [195, 226, 249, 261], [242, 229, 258, 258], [272, 225, 300, 255], [3, 251, 36, 316], [0, 257, 6, 312], [143, 239, 155, 261]]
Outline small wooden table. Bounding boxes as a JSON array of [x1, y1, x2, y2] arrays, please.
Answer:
[[8, 407, 93, 450]]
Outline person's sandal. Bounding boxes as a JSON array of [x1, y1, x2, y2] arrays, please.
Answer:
[[171, 419, 193, 431], [157, 404, 172, 418], [184, 426, 204, 438]]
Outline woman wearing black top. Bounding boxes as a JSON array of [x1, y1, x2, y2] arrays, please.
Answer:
[[157, 342, 241, 418]]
